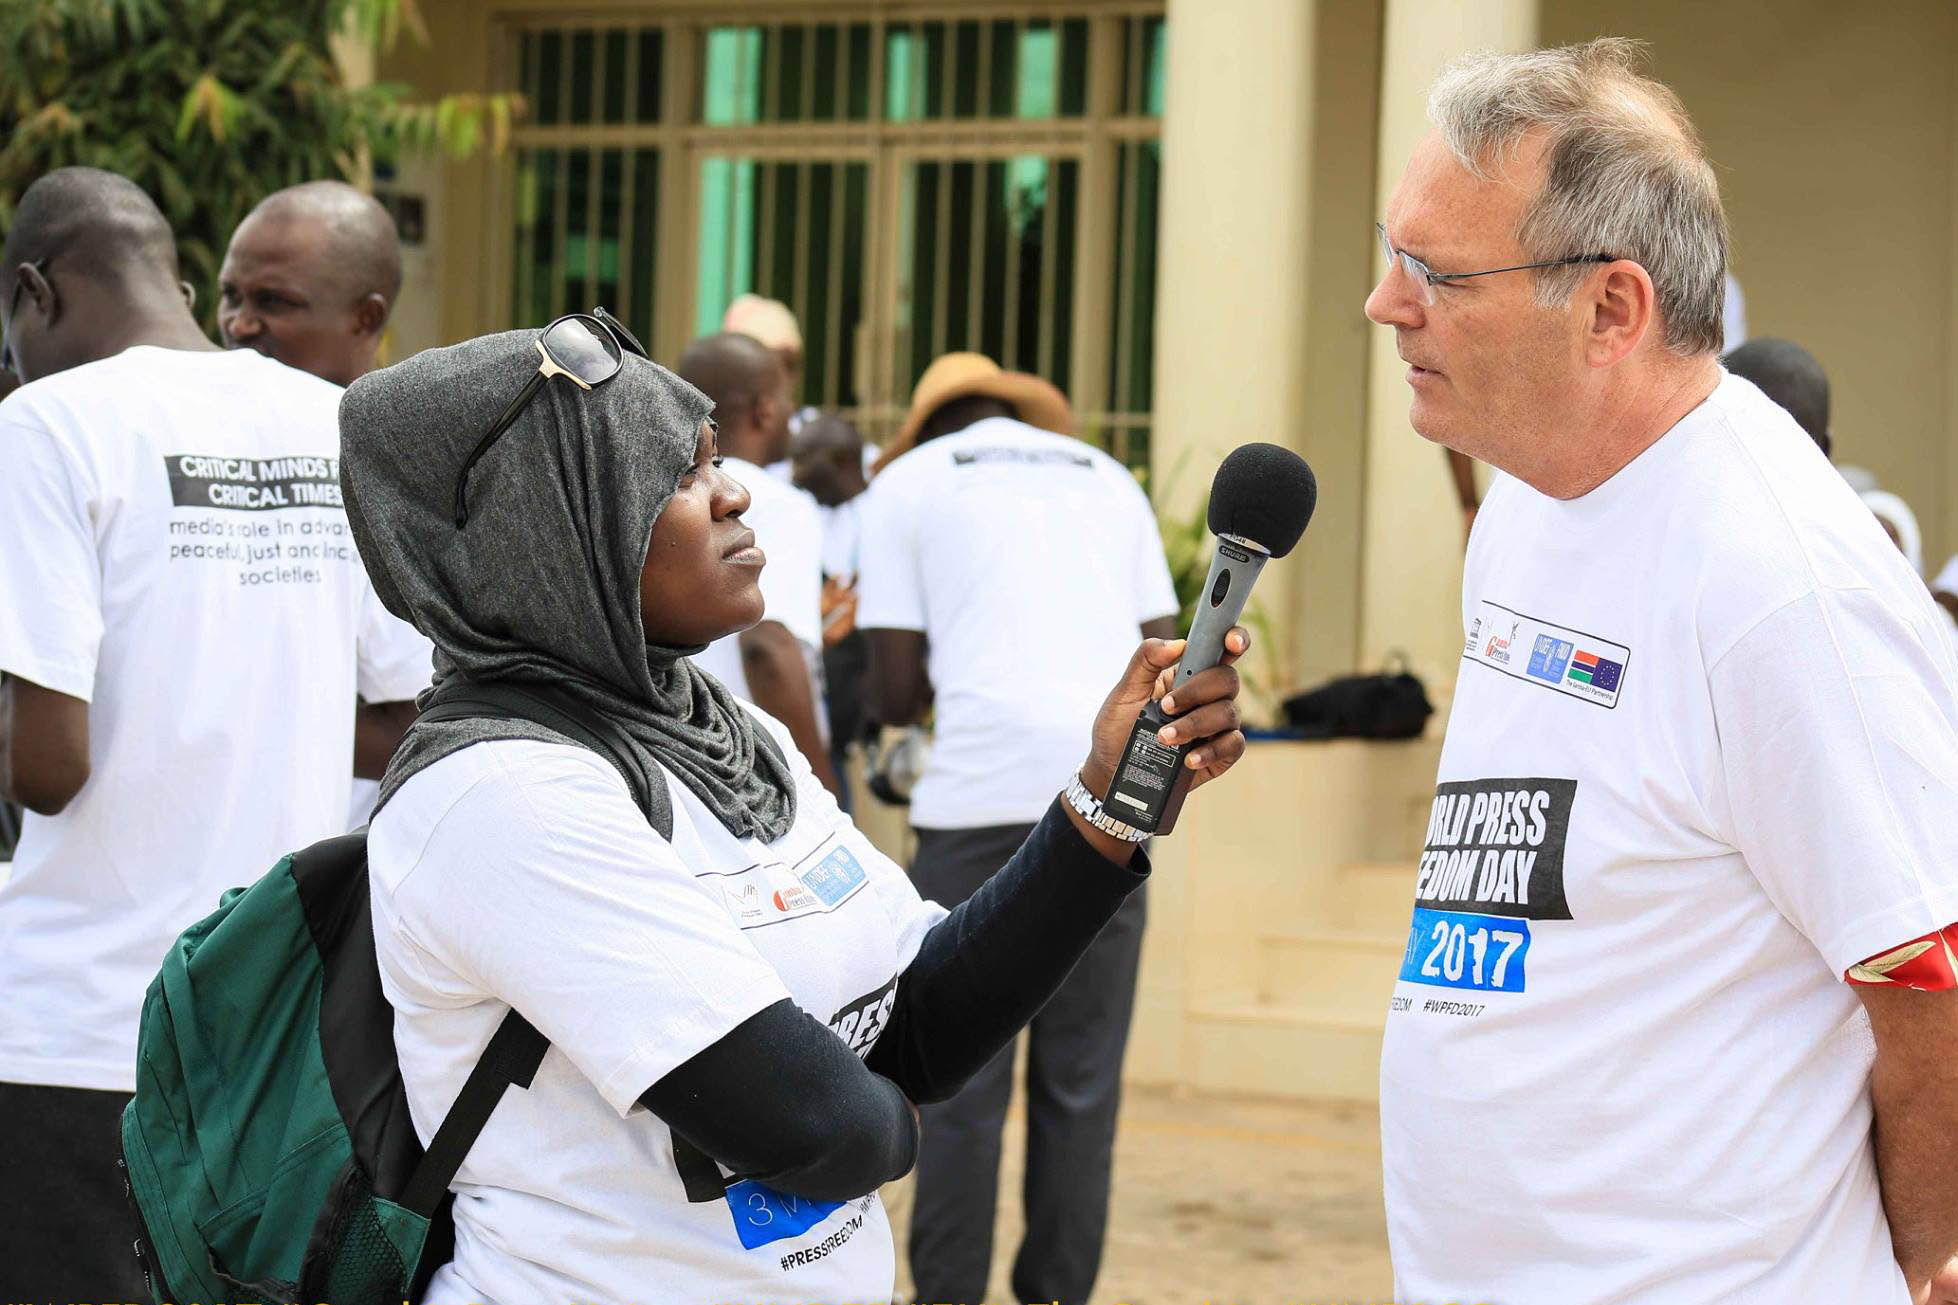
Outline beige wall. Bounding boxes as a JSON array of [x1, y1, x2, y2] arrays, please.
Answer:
[[1151, 0, 1320, 701], [1358, 0, 1538, 696], [376, 4, 502, 353], [1541, 0, 1958, 573]]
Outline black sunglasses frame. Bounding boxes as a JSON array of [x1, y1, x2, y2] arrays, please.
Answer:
[[452, 308, 648, 527]]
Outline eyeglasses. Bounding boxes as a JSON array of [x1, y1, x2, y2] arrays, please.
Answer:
[[1375, 223, 1613, 307], [453, 308, 649, 527], [1, 255, 50, 378]]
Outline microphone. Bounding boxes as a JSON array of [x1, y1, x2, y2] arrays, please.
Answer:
[[1102, 442, 1317, 836]]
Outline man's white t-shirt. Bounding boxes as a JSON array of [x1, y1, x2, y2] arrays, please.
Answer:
[[1381, 374, 1958, 1304], [0, 346, 432, 1093], [368, 710, 947, 1305], [818, 495, 862, 582], [692, 457, 824, 702], [855, 417, 1177, 829]]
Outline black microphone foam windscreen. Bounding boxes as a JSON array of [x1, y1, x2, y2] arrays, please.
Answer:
[[1206, 442, 1317, 558]]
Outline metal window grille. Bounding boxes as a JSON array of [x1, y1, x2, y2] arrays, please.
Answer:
[[499, 5, 1165, 468]]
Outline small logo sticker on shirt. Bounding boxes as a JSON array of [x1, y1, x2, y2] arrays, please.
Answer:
[[1526, 634, 1574, 684], [1566, 648, 1624, 694], [772, 883, 819, 913], [800, 846, 868, 907], [723, 1179, 846, 1250], [1464, 600, 1629, 708], [1483, 619, 1519, 664], [723, 882, 766, 921]]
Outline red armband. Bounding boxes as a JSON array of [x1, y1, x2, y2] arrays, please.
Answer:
[[1845, 922, 1958, 991]]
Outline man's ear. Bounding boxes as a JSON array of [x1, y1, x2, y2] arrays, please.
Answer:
[[17, 262, 58, 326], [179, 279, 196, 311], [1585, 260, 1655, 368], [354, 292, 390, 337]]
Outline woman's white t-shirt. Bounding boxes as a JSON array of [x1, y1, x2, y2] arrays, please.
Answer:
[[368, 708, 946, 1305]]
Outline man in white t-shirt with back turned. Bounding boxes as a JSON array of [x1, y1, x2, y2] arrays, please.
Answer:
[[1366, 41, 1958, 1304], [0, 168, 429, 1293], [856, 352, 1178, 1305]]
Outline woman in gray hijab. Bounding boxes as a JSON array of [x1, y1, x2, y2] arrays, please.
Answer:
[[339, 316, 1251, 1305]]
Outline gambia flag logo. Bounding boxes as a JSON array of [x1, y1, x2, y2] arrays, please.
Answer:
[[1566, 649, 1624, 693]]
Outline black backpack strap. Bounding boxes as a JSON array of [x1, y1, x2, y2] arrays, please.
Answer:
[[415, 677, 674, 840], [397, 1009, 548, 1217]]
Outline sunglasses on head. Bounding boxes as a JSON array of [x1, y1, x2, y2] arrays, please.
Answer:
[[453, 307, 649, 528]]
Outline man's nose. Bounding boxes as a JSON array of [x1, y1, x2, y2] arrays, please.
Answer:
[[1364, 270, 1423, 330], [223, 307, 261, 341]]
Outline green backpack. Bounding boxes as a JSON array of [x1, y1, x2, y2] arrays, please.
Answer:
[[118, 677, 698, 1303]]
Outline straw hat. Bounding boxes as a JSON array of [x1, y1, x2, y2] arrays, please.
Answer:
[[875, 352, 1073, 473]]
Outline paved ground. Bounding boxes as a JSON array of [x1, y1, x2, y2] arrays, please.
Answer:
[[883, 1085, 1393, 1305]]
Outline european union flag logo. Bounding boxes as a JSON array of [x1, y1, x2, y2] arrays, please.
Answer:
[[1527, 634, 1574, 684], [1567, 650, 1624, 693]]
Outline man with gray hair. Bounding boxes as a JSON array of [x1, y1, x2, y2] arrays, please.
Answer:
[[1368, 38, 1958, 1303]]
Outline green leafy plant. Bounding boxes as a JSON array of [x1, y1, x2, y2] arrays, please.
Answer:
[[0, 0, 522, 328]]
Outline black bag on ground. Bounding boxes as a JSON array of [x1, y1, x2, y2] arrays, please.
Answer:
[[1280, 662, 1433, 740]]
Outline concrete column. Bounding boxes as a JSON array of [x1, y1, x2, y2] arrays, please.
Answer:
[[1360, 0, 1538, 691], [1151, 0, 1318, 698]]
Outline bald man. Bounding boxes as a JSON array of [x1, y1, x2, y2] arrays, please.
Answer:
[[219, 180, 402, 387], [0, 168, 431, 1291], [677, 332, 840, 797]]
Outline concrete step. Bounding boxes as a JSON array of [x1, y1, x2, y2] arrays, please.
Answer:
[[1255, 930, 1405, 1007], [1324, 858, 1420, 932], [1185, 995, 1386, 1101]]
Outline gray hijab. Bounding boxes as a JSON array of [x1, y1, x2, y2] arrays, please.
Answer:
[[339, 328, 797, 842]]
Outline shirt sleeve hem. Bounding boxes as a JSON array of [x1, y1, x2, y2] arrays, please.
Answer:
[[593, 975, 794, 1118], [0, 652, 96, 702], [1823, 895, 1958, 981]]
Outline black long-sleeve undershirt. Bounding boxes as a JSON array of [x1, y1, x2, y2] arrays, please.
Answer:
[[863, 798, 1150, 1102], [638, 798, 1147, 1199]]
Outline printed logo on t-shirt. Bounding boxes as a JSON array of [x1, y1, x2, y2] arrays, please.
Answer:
[[827, 975, 898, 1057], [1396, 777, 1577, 1005], [708, 840, 871, 929], [799, 845, 868, 908], [723, 881, 767, 921], [1464, 600, 1629, 708], [951, 447, 1094, 469], [1412, 778, 1576, 920], [163, 452, 361, 589], [166, 453, 344, 511], [723, 1180, 846, 1250], [1482, 619, 1519, 664], [771, 882, 819, 913]]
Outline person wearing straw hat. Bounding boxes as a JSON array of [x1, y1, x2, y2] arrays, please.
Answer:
[[857, 351, 1179, 1305]]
